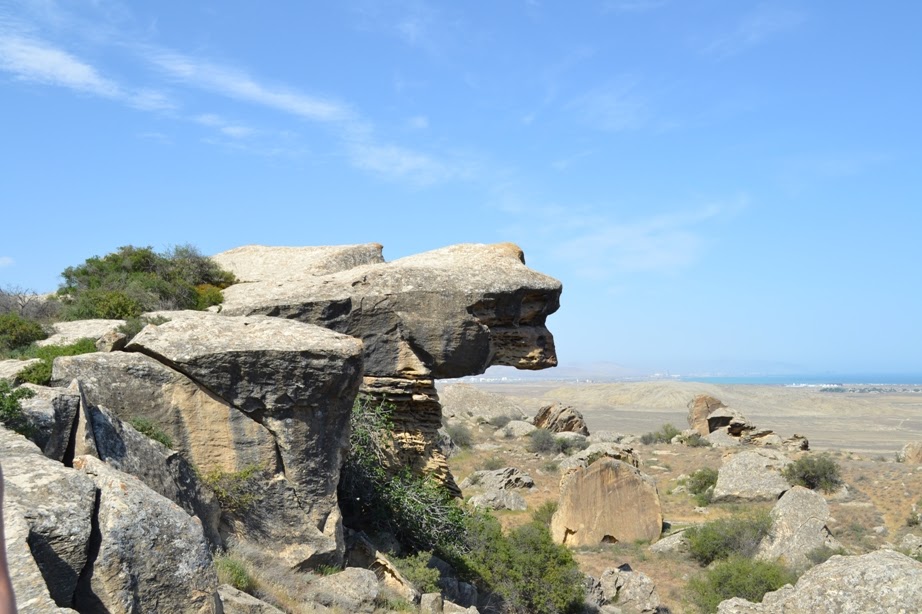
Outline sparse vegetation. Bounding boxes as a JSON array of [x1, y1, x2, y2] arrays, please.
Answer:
[[532, 501, 557, 527], [202, 464, 263, 515], [393, 551, 441, 593], [0, 379, 35, 436], [641, 423, 681, 445], [488, 415, 513, 429], [527, 428, 557, 454], [445, 423, 473, 448], [687, 556, 796, 613], [14, 338, 98, 385], [129, 416, 174, 448], [0, 312, 47, 352], [481, 456, 505, 471], [782, 454, 843, 493], [686, 467, 719, 507], [806, 545, 847, 566], [118, 314, 171, 342], [214, 554, 257, 594], [685, 511, 773, 565], [684, 432, 711, 447], [555, 435, 588, 455]]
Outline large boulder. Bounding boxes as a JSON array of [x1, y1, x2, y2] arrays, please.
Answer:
[[712, 449, 791, 503], [599, 564, 662, 613], [717, 550, 922, 613], [303, 568, 379, 613], [557, 442, 642, 473], [898, 441, 922, 464], [36, 319, 124, 347], [551, 458, 662, 547], [17, 382, 81, 461], [72, 455, 221, 613], [687, 395, 727, 436], [459, 467, 534, 491], [756, 486, 842, 569], [469, 490, 527, 511], [55, 312, 365, 568], [532, 402, 589, 436], [0, 428, 95, 609], [211, 243, 385, 283]]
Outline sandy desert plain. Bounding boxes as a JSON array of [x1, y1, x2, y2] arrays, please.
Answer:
[[441, 379, 922, 612]]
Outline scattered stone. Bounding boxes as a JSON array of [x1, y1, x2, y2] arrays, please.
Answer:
[[469, 490, 527, 511], [36, 319, 124, 347], [756, 486, 843, 569], [717, 550, 922, 613], [551, 458, 662, 547], [533, 402, 590, 435], [588, 431, 629, 444], [599, 564, 662, 613], [747, 430, 783, 447], [782, 434, 810, 451], [219, 584, 285, 614], [712, 449, 791, 503], [496, 419, 537, 438], [459, 467, 535, 491]]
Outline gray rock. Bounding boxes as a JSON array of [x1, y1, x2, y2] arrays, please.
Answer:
[[0, 428, 95, 608], [73, 455, 221, 614], [712, 449, 791, 503], [469, 490, 527, 511], [757, 486, 843, 569], [343, 531, 419, 603], [36, 319, 124, 347], [420, 593, 444, 614], [898, 441, 922, 464], [533, 402, 589, 435], [718, 550, 922, 613], [0, 358, 41, 384], [557, 442, 641, 473], [305, 568, 379, 613], [218, 584, 285, 613], [649, 530, 688, 554], [900, 533, 922, 558], [496, 419, 536, 438], [95, 330, 127, 352], [18, 381, 81, 462], [211, 243, 385, 283], [599, 564, 661, 613], [705, 426, 743, 448], [588, 431, 629, 444], [459, 467, 535, 491], [439, 383, 529, 423], [444, 603, 479, 614]]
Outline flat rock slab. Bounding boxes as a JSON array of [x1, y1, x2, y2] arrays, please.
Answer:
[[757, 486, 842, 569], [713, 449, 791, 503], [0, 358, 41, 383], [211, 244, 384, 283], [36, 319, 124, 347]]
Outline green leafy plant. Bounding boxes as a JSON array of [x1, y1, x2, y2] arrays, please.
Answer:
[[214, 555, 257, 594], [686, 467, 719, 506], [782, 454, 843, 493], [481, 456, 505, 471], [0, 379, 35, 436], [527, 428, 557, 454], [640, 423, 681, 445], [15, 338, 98, 385], [393, 551, 441, 593], [555, 435, 588, 455], [129, 416, 174, 448], [685, 510, 773, 565], [202, 464, 263, 515], [532, 501, 558, 527], [0, 312, 47, 352], [687, 556, 797, 613]]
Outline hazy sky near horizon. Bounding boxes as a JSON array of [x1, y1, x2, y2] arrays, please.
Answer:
[[1, 1, 920, 376]]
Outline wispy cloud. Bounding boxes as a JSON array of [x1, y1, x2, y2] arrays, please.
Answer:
[[568, 79, 647, 131], [602, 0, 668, 14], [704, 6, 805, 58], [0, 257, 13, 268], [195, 113, 255, 138], [407, 115, 429, 129], [0, 32, 174, 109]]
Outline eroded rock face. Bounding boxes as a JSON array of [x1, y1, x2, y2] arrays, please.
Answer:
[[551, 458, 662, 547], [899, 441, 922, 464], [599, 564, 662, 614], [533, 402, 589, 436], [687, 395, 727, 436], [756, 486, 842, 569], [712, 449, 791, 503], [73, 455, 221, 614], [459, 467, 534, 491], [212, 243, 385, 283], [717, 550, 922, 613], [17, 382, 81, 461], [36, 319, 125, 347]]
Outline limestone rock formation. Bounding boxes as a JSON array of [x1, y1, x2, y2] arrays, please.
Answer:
[[898, 441, 922, 464], [0, 428, 95, 609], [599, 564, 662, 614], [439, 383, 529, 423], [219, 585, 286, 614], [17, 382, 81, 461], [73, 455, 221, 613], [211, 243, 385, 283], [533, 402, 589, 435], [756, 486, 842, 569], [36, 318, 124, 347], [717, 550, 922, 613], [55, 311, 365, 568], [469, 490, 527, 511], [557, 442, 642, 473], [712, 449, 791, 503], [687, 395, 727, 436], [495, 419, 536, 438], [551, 458, 662, 547], [0, 358, 41, 384], [459, 467, 535, 491], [344, 532, 419, 604], [303, 567, 379, 613]]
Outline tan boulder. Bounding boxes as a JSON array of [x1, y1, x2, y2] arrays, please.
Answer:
[[551, 458, 662, 547], [899, 441, 922, 464], [533, 402, 589, 435], [687, 395, 727, 436], [211, 243, 384, 283], [36, 319, 124, 347]]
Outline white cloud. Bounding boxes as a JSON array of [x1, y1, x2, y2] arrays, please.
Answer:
[[704, 6, 805, 58], [347, 141, 453, 186], [194, 113, 254, 138], [568, 80, 647, 131], [0, 257, 13, 268]]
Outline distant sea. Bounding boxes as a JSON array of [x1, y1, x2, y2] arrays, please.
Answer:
[[677, 374, 922, 386]]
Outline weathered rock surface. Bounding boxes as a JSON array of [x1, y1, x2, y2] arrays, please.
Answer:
[[900, 533, 922, 558], [439, 383, 529, 423], [17, 382, 81, 460], [218, 585, 285, 614], [717, 550, 922, 613], [687, 395, 727, 436], [557, 442, 641, 473], [496, 419, 536, 438], [756, 486, 842, 569], [73, 455, 221, 614], [551, 458, 662, 547], [712, 449, 791, 503], [36, 319, 124, 347], [649, 530, 688, 554], [95, 330, 127, 352], [459, 467, 535, 491], [0, 358, 41, 384], [599, 564, 662, 613], [345, 532, 419, 604], [898, 441, 922, 464], [0, 428, 95, 610], [706, 426, 743, 448], [469, 490, 527, 511], [533, 402, 589, 435], [304, 568, 379, 613], [211, 243, 384, 283]]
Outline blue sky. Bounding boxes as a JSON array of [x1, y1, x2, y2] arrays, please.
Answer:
[[1, 1, 920, 376]]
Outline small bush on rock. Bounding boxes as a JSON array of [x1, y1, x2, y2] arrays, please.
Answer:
[[215, 555, 257, 594], [129, 417, 173, 448], [532, 501, 557, 527], [0, 379, 35, 436], [488, 415, 513, 429], [686, 510, 772, 565], [202, 464, 263, 515], [687, 556, 796, 613], [782, 454, 843, 493], [482, 456, 505, 471], [393, 551, 441, 593], [15, 338, 98, 385]]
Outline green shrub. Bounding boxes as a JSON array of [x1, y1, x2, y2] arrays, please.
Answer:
[[15, 338, 98, 386], [782, 454, 843, 493], [686, 511, 773, 565], [118, 314, 170, 342], [641, 423, 681, 445], [687, 556, 796, 613], [56, 244, 236, 320], [528, 428, 557, 454], [687, 468, 719, 506], [805, 545, 847, 566], [393, 551, 441, 593], [488, 415, 513, 429], [532, 501, 558, 527], [129, 417, 173, 448], [482, 456, 505, 471], [685, 433, 711, 447], [0, 313, 47, 351], [202, 465, 263, 515], [0, 379, 36, 436], [555, 435, 588, 455], [445, 423, 473, 448], [214, 555, 257, 594]]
